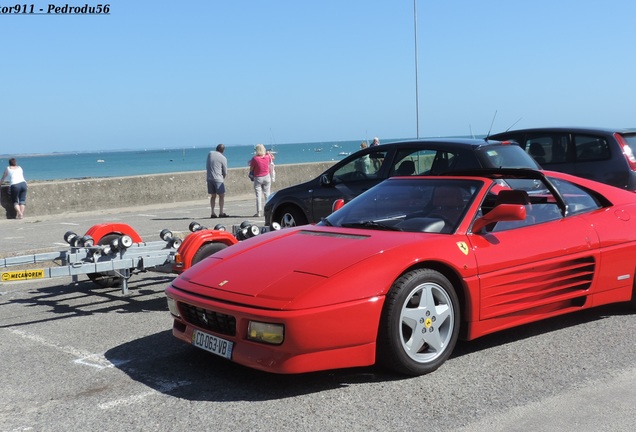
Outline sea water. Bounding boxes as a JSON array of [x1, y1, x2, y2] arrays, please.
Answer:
[[1, 139, 398, 182]]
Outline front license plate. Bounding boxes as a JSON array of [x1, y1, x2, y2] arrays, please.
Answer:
[[192, 329, 233, 360]]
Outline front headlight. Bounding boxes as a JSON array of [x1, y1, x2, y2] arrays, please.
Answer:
[[166, 296, 180, 317], [247, 321, 284, 345]]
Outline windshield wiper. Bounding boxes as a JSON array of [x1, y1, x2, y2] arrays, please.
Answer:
[[340, 221, 403, 231], [320, 217, 333, 226]]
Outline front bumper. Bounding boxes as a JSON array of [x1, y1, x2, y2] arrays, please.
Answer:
[[165, 286, 384, 374]]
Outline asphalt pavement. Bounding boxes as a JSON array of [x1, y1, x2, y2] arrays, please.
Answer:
[[0, 195, 260, 256], [1, 196, 636, 431]]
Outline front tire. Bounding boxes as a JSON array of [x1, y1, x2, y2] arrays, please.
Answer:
[[628, 273, 636, 310], [377, 268, 460, 376], [278, 206, 308, 227]]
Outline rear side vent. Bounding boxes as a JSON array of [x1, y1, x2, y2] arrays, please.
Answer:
[[481, 256, 595, 319]]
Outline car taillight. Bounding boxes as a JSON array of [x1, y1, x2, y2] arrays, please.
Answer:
[[332, 198, 345, 213], [615, 133, 636, 171]]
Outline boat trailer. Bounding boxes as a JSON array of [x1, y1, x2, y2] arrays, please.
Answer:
[[1, 220, 280, 294]]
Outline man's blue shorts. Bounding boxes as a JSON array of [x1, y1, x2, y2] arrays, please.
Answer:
[[207, 180, 226, 195]]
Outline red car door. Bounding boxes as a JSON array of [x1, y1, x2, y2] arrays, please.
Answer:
[[467, 215, 600, 336]]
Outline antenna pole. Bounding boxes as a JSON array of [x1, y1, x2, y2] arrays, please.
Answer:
[[414, 0, 420, 139]]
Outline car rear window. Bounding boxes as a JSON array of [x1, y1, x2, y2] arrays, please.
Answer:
[[476, 145, 541, 169], [619, 133, 636, 148]]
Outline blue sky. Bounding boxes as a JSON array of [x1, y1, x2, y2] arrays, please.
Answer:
[[2, 0, 634, 154]]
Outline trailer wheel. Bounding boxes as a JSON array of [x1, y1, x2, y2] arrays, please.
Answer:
[[88, 234, 127, 288], [191, 242, 228, 266], [64, 231, 78, 245], [160, 229, 173, 241]]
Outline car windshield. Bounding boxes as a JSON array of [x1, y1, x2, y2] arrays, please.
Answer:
[[321, 178, 483, 234], [476, 144, 541, 169]]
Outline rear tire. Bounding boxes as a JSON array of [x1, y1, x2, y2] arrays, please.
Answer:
[[191, 242, 228, 266], [377, 268, 460, 376], [628, 274, 636, 310], [278, 206, 308, 227]]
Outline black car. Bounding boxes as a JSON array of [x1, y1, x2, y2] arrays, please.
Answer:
[[264, 138, 541, 227], [489, 127, 636, 191]]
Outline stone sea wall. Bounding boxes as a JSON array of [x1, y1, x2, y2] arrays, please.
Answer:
[[1, 161, 335, 218]]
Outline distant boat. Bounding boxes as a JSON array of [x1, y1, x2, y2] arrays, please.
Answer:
[[97, 159, 105, 163], [332, 144, 341, 148], [338, 151, 350, 156], [314, 148, 323, 152]]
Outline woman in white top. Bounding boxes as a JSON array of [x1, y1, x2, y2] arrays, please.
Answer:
[[1, 158, 28, 219]]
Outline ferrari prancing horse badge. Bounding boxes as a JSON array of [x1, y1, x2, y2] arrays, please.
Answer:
[[456, 242, 469, 255]]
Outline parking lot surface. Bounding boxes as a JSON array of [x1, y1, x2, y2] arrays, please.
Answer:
[[1, 198, 636, 431]]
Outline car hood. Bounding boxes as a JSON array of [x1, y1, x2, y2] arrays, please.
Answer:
[[174, 227, 417, 307]]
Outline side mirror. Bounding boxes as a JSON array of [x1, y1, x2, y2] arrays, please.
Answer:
[[332, 199, 345, 213], [320, 174, 332, 186], [472, 204, 526, 233]]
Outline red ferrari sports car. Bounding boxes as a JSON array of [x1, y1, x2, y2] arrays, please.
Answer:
[[165, 169, 636, 376]]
